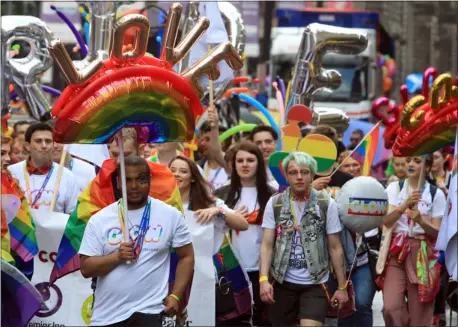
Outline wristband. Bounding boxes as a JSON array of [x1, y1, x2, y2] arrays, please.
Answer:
[[169, 294, 180, 302], [259, 276, 269, 282], [338, 282, 348, 291]]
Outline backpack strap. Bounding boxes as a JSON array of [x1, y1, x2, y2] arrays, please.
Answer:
[[272, 194, 283, 225], [399, 179, 405, 192], [272, 191, 329, 224], [399, 179, 437, 201], [316, 191, 329, 224], [429, 184, 438, 202]]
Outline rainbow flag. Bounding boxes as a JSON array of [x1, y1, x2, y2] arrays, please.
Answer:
[[1, 259, 44, 327], [213, 235, 252, 322], [1, 172, 38, 263], [355, 124, 381, 176], [1, 207, 14, 264], [50, 158, 183, 283]]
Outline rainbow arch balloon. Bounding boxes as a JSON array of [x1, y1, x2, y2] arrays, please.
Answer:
[[49, 4, 243, 144]]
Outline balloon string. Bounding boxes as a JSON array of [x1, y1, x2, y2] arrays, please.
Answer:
[[51, 5, 88, 57], [208, 44, 214, 110], [272, 82, 285, 137]]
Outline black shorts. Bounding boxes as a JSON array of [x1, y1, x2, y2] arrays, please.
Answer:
[[269, 280, 328, 326]]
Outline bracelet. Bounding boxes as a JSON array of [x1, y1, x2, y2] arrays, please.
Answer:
[[259, 276, 269, 282], [338, 282, 348, 291], [169, 294, 180, 302], [217, 207, 227, 220]]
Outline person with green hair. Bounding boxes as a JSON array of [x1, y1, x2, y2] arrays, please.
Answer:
[[259, 151, 348, 326]]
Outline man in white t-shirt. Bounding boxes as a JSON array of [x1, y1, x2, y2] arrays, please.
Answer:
[[196, 108, 229, 189], [79, 155, 194, 327], [8, 123, 80, 214], [260, 151, 348, 326], [52, 143, 96, 192], [250, 125, 280, 190]]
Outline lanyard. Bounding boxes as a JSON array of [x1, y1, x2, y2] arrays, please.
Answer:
[[23, 163, 54, 208], [205, 163, 222, 185], [118, 199, 151, 261]]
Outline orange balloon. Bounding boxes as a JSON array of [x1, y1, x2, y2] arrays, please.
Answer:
[[384, 77, 393, 93]]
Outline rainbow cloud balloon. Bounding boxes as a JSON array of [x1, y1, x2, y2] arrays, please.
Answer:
[[48, 3, 243, 144]]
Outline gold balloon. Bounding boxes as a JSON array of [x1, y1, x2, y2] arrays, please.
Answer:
[[111, 14, 150, 64], [160, 3, 210, 67], [181, 41, 243, 98], [452, 85, 458, 99], [429, 73, 453, 110], [401, 95, 425, 130], [48, 39, 102, 84]]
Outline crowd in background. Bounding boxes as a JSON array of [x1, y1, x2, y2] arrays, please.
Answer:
[[1, 107, 454, 327]]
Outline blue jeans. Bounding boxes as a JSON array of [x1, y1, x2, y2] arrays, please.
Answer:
[[338, 263, 376, 327]]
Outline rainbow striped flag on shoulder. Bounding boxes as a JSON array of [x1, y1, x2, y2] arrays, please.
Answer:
[[355, 124, 380, 176], [1, 172, 37, 263], [50, 158, 183, 283]]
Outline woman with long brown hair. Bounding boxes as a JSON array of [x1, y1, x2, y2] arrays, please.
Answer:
[[169, 156, 247, 249], [169, 156, 249, 326], [216, 141, 276, 326]]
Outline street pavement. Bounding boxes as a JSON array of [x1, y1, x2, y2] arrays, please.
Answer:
[[326, 291, 457, 326]]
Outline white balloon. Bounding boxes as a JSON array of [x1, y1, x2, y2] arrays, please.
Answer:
[[336, 176, 388, 233]]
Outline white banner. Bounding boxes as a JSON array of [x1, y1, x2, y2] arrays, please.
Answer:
[[164, 211, 216, 326], [29, 209, 93, 327]]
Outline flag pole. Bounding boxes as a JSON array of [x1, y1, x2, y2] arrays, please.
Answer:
[[408, 156, 427, 235], [208, 44, 214, 111], [117, 133, 131, 264], [328, 121, 382, 178], [49, 149, 67, 212]]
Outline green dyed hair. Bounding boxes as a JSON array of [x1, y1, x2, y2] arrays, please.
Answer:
[[282, 151, 318, 176]]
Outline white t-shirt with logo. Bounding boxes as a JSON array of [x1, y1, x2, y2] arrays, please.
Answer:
[[231, 187, 262, 272], [8, 160, 80, 214], [69, 158, 96, 192], [386, 180, 446, 237], [262, 195, 342, 285], [78, 197, 192, 326]]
